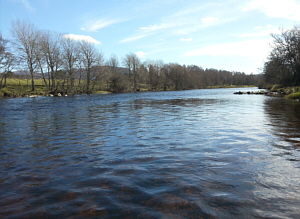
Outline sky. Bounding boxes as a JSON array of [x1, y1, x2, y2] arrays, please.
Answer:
[[1, 0, 300, 74]]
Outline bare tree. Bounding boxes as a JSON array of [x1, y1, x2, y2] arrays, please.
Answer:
[[79, 41, 103, 93], [269, 26, 300, 85], [11, 20, 39, 91], [146, 60, 163, 90], [0, 32, 8, 70], [35, 40, 49, 89], [0, 33, 15, 88], [107, 54, 119, 74], [61, 37, 80, 91], [106, 54, 120, 92], [123, 53, 140, 91], [40, 30, 62, 90]]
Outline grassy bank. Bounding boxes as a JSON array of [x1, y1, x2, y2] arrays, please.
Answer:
[[286, 91, 300, 100], [265, 84, 300, 100], [0, 79, 108, 98], [207, 85, 256, 89]]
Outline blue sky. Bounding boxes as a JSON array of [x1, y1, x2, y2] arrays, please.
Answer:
[[1, 0, 300, 74]]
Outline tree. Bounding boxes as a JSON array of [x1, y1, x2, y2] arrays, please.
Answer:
[[123, 53, 140, 91], [146, 60, 163, 90], [106, 54, 123, 92], [11, 20, 40, 91], [263, 57, 291, 85], [187, 65, 205, 88], [267, 26, 300, 85], [169, 63, 184, 90], [0, 32, 8, 70], [0, 33, 15, 88], [61, 37, 80, 91], [39, 30, 62, 90], [79, 41, 103, 93]]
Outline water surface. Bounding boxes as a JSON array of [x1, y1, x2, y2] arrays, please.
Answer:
[[1, 88, 300, 218]]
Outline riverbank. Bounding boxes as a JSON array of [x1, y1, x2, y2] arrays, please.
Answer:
[[1, 83, 300, 101], [0, 86, 112, 98], [265, 84, 300, 100], [0, 83, 258, 99], [233, 85, 300, 101]]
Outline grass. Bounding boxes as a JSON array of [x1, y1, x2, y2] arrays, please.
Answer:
[[5, 78, 46, 86], [0, 78, 111, 98], [207, 85, 256, 89], [94, 91, 111, 94], [265, 84, 300, 100], [286, 91, 300, 100]]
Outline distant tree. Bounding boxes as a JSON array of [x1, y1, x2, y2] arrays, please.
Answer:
[[106, 55, 127, 92], [11, 20, 39, 91], [61, 37, 80, 91], [107, 54, 118, 74], [39, 30, 62, 90], [187, 65, 205, 88], [169, 63, 185, 90], [160, 64, 172, 90], [146, 60, 163, 90], [148, 64, 158, 90], [123, 53, 141, 91], [79, 41, 103, 93]]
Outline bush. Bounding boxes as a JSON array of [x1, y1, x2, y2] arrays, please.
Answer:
[[0, 88, 14, 97], [286, 92, 300, 100]]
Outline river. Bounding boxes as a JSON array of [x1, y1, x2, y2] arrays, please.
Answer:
[[1, 87, 300, 218]]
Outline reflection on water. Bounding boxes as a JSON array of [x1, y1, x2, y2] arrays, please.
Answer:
[[264, 98, 300, 150], [1, 88, 300, 218]]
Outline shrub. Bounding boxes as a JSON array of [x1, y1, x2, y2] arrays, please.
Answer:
[[286, 92, 300, 100]]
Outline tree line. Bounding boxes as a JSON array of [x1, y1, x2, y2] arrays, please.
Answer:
[[1, 20, 262, 94], [263, 26, 300, 87]]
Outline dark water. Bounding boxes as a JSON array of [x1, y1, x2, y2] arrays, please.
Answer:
[[1, 88, 300, 218]]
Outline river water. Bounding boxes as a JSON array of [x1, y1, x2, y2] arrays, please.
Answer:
[[1, 87, 300, 218]]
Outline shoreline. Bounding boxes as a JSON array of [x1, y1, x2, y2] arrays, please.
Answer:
[[1, 86, 299, 102], [0, 85, 255, 99]]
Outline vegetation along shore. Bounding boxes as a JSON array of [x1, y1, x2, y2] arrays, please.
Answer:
[[1, 21, 300, 100]]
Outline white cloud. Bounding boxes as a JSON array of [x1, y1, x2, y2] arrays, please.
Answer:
[[183, 39, 271, 60], [180, 38, 193, 42], [62, 34, 101, 44], [119, 34, 149, 43], [120, 23, 175, 43], [139, 23, 176, 33], [243, 0, 300, 21], [179, 31, 188, 35], [136, 51, 147, 58], [19, 0, 35, 11], [237, 25, 280, 38], [81, 18, 123, 32], [201, 17, 219, 24], [139, 25, 161, 32]]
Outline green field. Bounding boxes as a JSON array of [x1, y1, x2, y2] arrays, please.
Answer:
[[4, 78, 46, 86]]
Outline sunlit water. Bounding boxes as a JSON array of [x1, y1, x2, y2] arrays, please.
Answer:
[[1, 88, 300, 218]]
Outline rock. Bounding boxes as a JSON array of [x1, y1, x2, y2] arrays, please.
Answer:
[[234, 90, 268, 95], [234, 91, 244, 94]]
